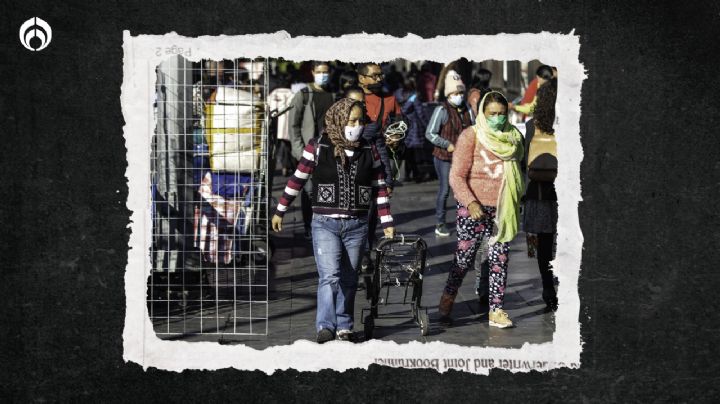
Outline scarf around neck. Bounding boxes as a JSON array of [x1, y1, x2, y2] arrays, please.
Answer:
[[472, 91, 525, 244], [323, 98, 362, 166]]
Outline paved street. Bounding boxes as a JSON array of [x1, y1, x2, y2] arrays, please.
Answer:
[[155, 169, 558, 348]]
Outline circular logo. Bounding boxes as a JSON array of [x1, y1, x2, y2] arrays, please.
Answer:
[[19, 17, 52, 51]]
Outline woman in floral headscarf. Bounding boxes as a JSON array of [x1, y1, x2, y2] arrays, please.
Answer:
[[272, 98, 395, 343], [438, 91, 524, 329]]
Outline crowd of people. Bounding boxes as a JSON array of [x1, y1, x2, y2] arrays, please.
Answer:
[[268, 59, 559, 343]]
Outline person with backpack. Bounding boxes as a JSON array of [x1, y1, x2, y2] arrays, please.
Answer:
[[522, 79, 559, 313], [272, 98, 395, 343], [288, 61, 336, 239], [425, 70, 475, 237]]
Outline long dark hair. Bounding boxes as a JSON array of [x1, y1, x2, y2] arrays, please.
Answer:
[[471, 68, 492, 90], [536, 65, 554, 81], [339, 70, 359, 91], [534, 80, 557, 133]]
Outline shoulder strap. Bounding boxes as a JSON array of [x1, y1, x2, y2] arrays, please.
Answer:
[[298, 87, 320, 125], [314, 134, 326, 162], [301, 87, 310, 106], [378, 95, 385, 127]]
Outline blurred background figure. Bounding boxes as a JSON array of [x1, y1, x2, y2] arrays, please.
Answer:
[[468, 68, 493, 116], [394, 76, 430, 183], [425, 70, 474, 237], [384, 63, 404, 94], [268, 79, 295, 178], [417, 62, 437, 103], [288, 61, 336, 240], [337, 68, 359, 99], [510, 64, 554, 117]]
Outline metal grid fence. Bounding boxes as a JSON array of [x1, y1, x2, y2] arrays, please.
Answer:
[[148, 56, 270, 337]]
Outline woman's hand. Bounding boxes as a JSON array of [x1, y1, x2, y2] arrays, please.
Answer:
[[271, 214, 284, 232], [447, 143, 455, 153], [383, 226, 395, 239], [467, 201, 484, 220]]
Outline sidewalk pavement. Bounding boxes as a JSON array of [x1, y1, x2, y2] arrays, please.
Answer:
[[198, 173, 557, 348]]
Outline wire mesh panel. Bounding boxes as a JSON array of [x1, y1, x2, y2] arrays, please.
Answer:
[[148, 57, 269, 338]]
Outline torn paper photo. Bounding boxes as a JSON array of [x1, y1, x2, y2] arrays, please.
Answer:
[[122, 31, 585, 374]]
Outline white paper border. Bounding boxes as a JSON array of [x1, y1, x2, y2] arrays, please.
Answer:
[[122, 31, 586, 374]]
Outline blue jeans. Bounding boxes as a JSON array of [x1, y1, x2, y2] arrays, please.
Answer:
[[433, 157, 452, 224], [311, 214, 368, 332]]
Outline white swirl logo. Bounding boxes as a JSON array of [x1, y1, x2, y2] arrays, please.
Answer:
[[19, 17, 52, 51]]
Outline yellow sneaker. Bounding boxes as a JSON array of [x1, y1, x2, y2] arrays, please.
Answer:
[[489, 308, 514, 328]]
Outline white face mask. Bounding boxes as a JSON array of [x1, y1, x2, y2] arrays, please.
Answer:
[[344, 125, 364, 142], [448, 94, 464, 106], [314, 73, 329, 86]]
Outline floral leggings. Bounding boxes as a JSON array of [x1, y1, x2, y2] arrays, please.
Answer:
[[444, 203, 510, 310]]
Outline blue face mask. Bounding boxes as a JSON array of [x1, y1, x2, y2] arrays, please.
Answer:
[[487, 115, 507, 131], [314, 73, 329, 86]]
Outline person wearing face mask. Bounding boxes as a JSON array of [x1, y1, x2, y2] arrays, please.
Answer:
[[272, 98, 395, 344], [425, 70, 475, 237], [288, 61, 336, 240], [438, 91, 524, 329], [356, 63, 404, 251]]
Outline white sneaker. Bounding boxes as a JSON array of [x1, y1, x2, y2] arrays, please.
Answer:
[[337, 329, 353, 342], [435, 224, 450, 237], [489, 308, 514, 328]]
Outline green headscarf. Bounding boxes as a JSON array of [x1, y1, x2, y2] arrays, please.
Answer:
[[473, 91, 525, 245]]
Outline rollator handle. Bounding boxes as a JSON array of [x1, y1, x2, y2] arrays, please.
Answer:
[[376, 233, 427, 250]]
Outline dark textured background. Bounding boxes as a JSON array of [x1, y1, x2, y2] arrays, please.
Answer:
[[2, 1, 719, 401]]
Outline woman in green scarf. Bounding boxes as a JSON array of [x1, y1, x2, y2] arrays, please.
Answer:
[[438, 91, 524, 329]]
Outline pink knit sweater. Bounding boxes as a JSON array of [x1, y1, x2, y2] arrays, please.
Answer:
[[449, 127, 504, 208]]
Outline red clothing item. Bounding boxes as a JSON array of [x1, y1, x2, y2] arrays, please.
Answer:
[[521, 77, 539, 105], [449, 127, 504, 208], [364, 93, 402, 127]]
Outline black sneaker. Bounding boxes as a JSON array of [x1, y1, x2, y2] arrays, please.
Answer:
[[435, 224, 450, 237], [316, 328, 335, 344], [360, 253, 373, 274]]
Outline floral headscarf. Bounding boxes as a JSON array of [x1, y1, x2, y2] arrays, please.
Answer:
[[323, 98, 363, 165]]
